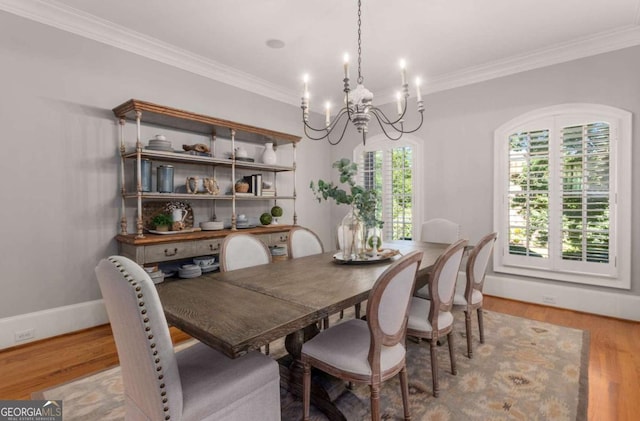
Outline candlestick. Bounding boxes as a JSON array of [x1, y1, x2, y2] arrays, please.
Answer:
[[400, 59, 407, 86], [396, 92, 402, 115], [415, 77, 422, 102], [343, 53, 350, 79], [325, 102, 331, 127]]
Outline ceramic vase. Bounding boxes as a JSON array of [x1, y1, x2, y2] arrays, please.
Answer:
[[262, 142, 277, 165]]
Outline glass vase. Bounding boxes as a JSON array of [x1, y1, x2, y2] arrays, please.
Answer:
[[339, 208, 363, 261]]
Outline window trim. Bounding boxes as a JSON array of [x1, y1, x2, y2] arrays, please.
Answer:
[[493, 103, 631, 289], [353, 134, 423, 241]]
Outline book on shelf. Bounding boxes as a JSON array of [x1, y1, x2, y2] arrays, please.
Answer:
[[261, 187, 276, 197], [242, 174, 263, 196]]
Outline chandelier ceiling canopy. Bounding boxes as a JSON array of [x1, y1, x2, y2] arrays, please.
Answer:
[[301, 0, 424, 145]]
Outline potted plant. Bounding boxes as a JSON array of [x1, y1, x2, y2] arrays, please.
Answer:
[[152, 213, 173, 232], [310, 158, 383, 259]]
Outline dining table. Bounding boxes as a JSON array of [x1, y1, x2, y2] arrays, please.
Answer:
[[155, 240, 449, 420]]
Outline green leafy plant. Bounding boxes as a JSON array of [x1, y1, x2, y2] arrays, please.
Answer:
[[310, 158, 383, 230], [152, 213, 172, 228]]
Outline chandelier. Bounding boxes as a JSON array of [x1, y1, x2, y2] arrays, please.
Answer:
[[301, 0, 424, 145]]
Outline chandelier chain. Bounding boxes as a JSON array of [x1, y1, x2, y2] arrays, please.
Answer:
[[357, 0, 363, 84]]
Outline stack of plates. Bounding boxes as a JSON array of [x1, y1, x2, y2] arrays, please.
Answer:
[[178, 264, 202, 279], [147, 136, 173, 152], [145, 268, 165, 284]]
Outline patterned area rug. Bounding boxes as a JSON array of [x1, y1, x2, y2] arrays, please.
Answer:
[[35, 310, 589, 420]]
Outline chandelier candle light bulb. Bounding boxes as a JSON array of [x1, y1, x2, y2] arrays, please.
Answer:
[[343, 53, 349, 79], [396, 92, 403, 116], [416, 77, 422, 102]]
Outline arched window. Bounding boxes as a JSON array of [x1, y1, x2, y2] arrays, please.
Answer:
[[493, 104, 631, 288], [354, 135, 423, 241]]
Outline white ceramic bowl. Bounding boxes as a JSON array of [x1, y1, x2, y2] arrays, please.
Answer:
[[200, 221, 224, 230], [193, 255, 216, 267]]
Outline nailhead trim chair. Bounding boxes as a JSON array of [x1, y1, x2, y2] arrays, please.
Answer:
[[302, 251, 423, 420], [407, 239, 468, 397], [96, 255, 281, 421], [453, 232, 497, 358]]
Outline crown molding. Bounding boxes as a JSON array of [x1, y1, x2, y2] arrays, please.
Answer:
[[0, 0, 299, 106], [2, 0, 640, 109], [423, 24, 640, 96]]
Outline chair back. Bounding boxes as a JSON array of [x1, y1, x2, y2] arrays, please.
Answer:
[[288, 226, 324, 258], [420, 218, 460, 243], [220, 232, 272, 272], [95, 256, 183, 420], [464, 232, 498, 299], [428, 239, 468, 323], [366, 251, 423, 369]]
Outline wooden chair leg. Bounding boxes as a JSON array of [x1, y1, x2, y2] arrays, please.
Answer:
[[302, 361, 311, 421], [448, 331, 457, 375], [477, 307, 485, 343], [264, 343, 270, 355], [429, 339, 439, 397], [399, 365, 412, 421], [323, 316, 330, 330], [370, 383, 381, 421], [339, 310, 344, 319], [465, 310, 473, 358], [355, 302, 361, 319]]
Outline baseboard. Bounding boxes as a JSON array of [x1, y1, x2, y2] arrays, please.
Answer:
[[0, 300, 108, 350], [483, 274, 640, 321]]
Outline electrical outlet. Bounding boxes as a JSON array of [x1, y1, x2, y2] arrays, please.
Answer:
[[15, 328, 35, 342], [542, 295, 557, 305]]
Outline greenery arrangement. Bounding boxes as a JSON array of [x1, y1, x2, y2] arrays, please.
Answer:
[[152, 213, 173, 228], [310, 158, 383, 231]]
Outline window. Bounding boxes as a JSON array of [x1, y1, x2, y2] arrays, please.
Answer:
[[355, 136, 422, 241], [494, 104, 631, 288]]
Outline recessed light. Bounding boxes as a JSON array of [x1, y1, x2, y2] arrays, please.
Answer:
[[266, 39, 285, 49]]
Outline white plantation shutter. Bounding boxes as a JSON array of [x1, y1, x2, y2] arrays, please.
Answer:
[[557, 121, 613, 275], [356, 141, 416, 241], [494, 104, 631, 288]]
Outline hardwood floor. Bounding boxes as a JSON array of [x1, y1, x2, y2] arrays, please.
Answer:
[[0, 296, 638, 420]]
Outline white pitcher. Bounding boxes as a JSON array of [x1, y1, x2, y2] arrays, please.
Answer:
[[172, 209, 187, 223]]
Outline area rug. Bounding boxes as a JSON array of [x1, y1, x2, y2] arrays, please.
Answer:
[[35, 310, 589, 420]]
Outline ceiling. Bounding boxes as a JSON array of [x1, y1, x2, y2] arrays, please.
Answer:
[[3, 0, 640, 109]]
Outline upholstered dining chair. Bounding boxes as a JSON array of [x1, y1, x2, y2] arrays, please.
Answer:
[[420, 218, 460, 243], [415, 218, 461, 300], [95, 255, 281, 421], [302, 251, 423, 421], [287, 226, 324, 258], [407, 239, 468, 397], [220, 232, 273, 353], [453, 232, 497, 358], [219, 232, 272, 272]]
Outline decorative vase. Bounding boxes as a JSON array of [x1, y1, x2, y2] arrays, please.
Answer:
[[365, 226, 383, 252], [262, 142, 277, 165], [338, 207, 364, 261]]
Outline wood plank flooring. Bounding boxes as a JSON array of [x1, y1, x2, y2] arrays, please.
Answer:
[[0, 296, 638, 420]]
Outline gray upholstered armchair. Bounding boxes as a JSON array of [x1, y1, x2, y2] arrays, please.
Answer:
[[96, 255, 281, 421]]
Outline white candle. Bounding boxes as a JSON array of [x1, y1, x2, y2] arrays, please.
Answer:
[[399, 59, 407, 86], [325, 102, 331, 126], [415, 77, 422, 102], [343, 53, 350, 79], [396, 92, 402, 115], [302, 74, 309, 100]]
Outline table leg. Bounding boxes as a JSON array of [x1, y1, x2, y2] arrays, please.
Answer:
[[282, 324, 350, 421]]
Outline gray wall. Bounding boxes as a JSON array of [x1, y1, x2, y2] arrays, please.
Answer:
[[0, 11, 331, 319], [0, 10, 637, 324], [331, 46, 640, 296]]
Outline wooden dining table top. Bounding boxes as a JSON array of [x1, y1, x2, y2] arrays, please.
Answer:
[[155, 240, 449, 358]]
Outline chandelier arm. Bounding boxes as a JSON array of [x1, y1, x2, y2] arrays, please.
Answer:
[[302, 108, 351, 143], [369, 110, 405, 141], [369, 105, 424, 134], [369, 95, 409, 126]]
